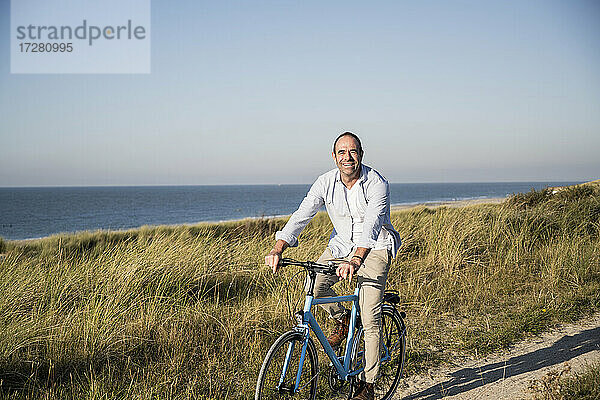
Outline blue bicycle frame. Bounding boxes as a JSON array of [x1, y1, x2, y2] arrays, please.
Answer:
[[279, 284, 364, 393]]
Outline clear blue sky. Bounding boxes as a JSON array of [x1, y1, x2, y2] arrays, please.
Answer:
[[1, 0, 599, 186]]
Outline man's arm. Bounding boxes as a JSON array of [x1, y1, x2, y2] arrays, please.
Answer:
[[274, 183, 325, 248], [352, 247, 371, 264], [266, 178, 325, 273]]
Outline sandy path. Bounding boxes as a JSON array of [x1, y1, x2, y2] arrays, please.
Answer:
[[396, 313, 600, 399]]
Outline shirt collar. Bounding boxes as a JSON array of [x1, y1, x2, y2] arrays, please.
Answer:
[[334, 164, 366, 185]]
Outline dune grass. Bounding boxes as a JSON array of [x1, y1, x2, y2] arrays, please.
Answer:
[[0, 183, 599, 399], [529, 362, 600, 400]]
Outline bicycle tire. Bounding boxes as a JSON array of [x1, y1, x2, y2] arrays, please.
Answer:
[[375, 306, 406, 399], [255, 330, 319, 400]]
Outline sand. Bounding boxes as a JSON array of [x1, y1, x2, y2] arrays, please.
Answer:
[[396, 313, 600, 399]]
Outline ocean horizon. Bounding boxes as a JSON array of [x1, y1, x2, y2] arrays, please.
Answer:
[[0, 181, 583, 241]]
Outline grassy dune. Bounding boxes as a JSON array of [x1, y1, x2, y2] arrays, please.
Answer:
[[530, 362, 600, 400], [0, 183, 599, 399]]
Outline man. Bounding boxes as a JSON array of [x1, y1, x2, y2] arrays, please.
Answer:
[[265, 132, 401, 400]]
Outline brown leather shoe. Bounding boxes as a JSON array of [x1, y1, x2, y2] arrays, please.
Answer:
[[351, 380, 374, 400], [327, 312, 350, 348]]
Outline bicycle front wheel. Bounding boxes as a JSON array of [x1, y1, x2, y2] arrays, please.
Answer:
[[255, 330, 319, 400], [375, 306, 406, 400]]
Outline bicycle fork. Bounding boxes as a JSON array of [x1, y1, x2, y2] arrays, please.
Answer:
[[276, 328, 311, 394]]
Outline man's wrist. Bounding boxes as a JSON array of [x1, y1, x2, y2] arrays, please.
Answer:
[[352, 254, 364, 264], [350, 257, 362, 269], [272, 240, 289, 254]]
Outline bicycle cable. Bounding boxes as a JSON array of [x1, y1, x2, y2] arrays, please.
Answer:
[[281, 258, 343, 325], [282, 259, 304, 324]]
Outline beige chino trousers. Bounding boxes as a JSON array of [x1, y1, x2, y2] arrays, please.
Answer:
[[308, 247, 391, 383]]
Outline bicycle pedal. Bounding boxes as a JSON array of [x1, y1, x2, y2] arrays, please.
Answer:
[[277, 384, 295, 394]]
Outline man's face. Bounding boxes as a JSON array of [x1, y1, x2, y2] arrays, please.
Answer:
[[332, 135, 363, 179]]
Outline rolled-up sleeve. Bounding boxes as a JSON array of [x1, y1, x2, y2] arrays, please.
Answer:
[[356, 180, 388, 249], [275, 179, 325, 247]]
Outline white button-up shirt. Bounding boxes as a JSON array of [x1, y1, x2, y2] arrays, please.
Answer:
[[275, 164, 402, 258]]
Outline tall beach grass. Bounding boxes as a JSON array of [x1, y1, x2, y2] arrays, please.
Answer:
[[0, 183, 599, 399], [529, 362, 600, 400]]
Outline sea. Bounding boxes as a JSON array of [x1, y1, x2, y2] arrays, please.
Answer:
[[0, 181, 581, 241]]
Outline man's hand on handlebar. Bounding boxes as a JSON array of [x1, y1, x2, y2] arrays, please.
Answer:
[[336, 259, 361, 282], [265, 250, 282, 274], [265, 239, 290, 274]]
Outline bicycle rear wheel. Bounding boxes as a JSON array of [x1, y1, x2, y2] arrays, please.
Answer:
[[255, 330, 319, 400], [374, 307, 406, 400]]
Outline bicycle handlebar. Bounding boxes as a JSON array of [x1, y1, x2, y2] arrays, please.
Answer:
[[278, 258, 340, 276]]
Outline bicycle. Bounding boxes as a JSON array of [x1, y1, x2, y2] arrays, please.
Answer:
[[255, 258, 407, 400]]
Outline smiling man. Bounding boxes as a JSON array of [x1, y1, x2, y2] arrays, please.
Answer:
[[265, 132, 401, 400]]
